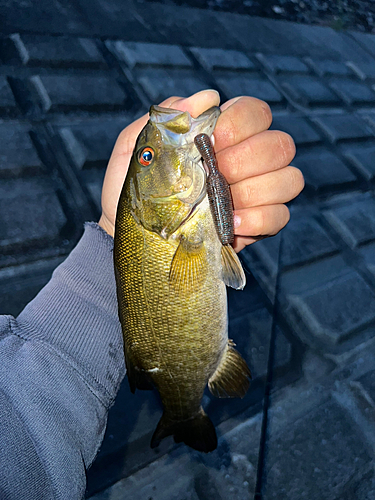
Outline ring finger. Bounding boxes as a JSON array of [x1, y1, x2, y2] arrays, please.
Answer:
[[231, 166, 305, 210]]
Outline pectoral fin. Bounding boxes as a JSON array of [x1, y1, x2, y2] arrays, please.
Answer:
[[221, 244, 246, 290], [169, 236, 206, 292], [208, 341, 251, 398]]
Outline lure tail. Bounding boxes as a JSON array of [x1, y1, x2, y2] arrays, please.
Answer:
[[151, 408, 217, 453]]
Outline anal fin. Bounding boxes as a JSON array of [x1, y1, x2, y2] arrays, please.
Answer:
[[208, 341, 251, 398], [221, 244, 246, 290]]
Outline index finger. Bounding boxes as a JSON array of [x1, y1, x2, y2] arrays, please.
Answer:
[[214, 96, 273, 153]]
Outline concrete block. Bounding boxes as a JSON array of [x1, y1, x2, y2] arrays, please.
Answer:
[[29, 74, 128, 112], [304, 57, 352, 77], [106, 40, 192, 69], [346, 60, 375, 80], [190, 47, 255, 72], [360, 241, 375, 278], [7, 34, 105, 68], [343, 143, 375, 181], [136, 2, 239, 48], [340, 467, 375, 500], [294, 147, 357, 192], [0, 122, 43, 177], [255, 53, 309, 74], [323, 195, 375, 248], [1, 0, 88, 36], [0, 76, 17, 113], [229, 307, 292, 380], [329, 78, 375, 105], [57, 117, 131, 170], [311, 113, 374, 143], [349, 31, 375, 60], [280, 75, 341, 107], [215, 73, 283, 104], [250, 215, 338, 273], [0, 177, 67, 250], [137, 68, 208, 104], [287, 269, 375, 345], [271, 115, 322, 145], [262, 398, 372, 499], [0, 257, 63, 316]]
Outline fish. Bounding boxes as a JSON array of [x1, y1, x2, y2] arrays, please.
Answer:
[[114, 104, 251, 453]]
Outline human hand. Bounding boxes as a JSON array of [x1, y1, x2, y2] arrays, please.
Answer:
[[98, 89, 303, 252]]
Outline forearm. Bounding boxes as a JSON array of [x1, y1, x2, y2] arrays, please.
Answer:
[[0, 222, 125, 499]]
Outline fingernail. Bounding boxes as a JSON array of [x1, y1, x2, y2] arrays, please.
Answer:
[[233, 214, 241, 228]]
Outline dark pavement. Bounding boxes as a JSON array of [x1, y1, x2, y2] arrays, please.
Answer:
[[1, 1, 375, 498]]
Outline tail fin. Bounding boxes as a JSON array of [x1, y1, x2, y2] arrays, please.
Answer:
[[151, 408, 217, 453]]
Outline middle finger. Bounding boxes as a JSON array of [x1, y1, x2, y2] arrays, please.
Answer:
[[231, 166, 304, 209], [217, 129, 296, 184]]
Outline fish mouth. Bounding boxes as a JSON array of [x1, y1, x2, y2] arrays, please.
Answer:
[[149, 105, 221, 152]]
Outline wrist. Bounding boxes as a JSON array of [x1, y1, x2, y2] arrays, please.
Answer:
[[98, 213, 115, 238]]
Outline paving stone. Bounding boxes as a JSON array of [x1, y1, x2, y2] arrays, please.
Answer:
[[215, 73, 283, 104], [291, 24, 375, 63], [340, 467, 375, 500], [29, 74, 128, 112], [5, 34, 106, 68], [0, 257, 63, 316], [229, 308, 292, 380], [311, 113, 374, 143], [0, 122, 43, 177], [190, 47, 255, 72], [106, 40, 193, 69], [136, 67, 209, 104], [304, 58, 352, 77], [286, 266, 375, 346], [343, 143, 375, 181], [1, 0, 88, 36], [0, 177, 67, 250], [293, 147, 357, 192], [57, 117, 131, 170], [349, 31, 375, 60], [262, 398, 372, 499], [346, 60, 375, 80], [329, 78, 375, 105], [271, 115, 322, 145], [255, 53, 309, 74], [360, 242, 375, 278], [323, 195, 375, 248], [0, 76, 17, 114], [279, 75, 342, 107], [136, 1, 239, 48], [248, 215, 339, 276]]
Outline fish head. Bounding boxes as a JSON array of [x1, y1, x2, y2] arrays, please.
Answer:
[[127, 104, 221, 238]]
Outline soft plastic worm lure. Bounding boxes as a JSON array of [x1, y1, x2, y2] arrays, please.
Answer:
[[194, 133, 234, 246]]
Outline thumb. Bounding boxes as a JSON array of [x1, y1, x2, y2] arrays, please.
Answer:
[[162, 89, 220, 118]]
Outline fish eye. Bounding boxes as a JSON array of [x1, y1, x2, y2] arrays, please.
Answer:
[[138, 147, 154, 166]]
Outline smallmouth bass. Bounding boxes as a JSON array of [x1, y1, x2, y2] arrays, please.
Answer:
[[114, 105, 251, 453]]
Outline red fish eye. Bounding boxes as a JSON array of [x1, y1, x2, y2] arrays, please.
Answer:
[[139, 147, 154, 166]]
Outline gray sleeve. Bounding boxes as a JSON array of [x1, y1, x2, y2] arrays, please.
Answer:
[[0, 222, 125, 500]]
